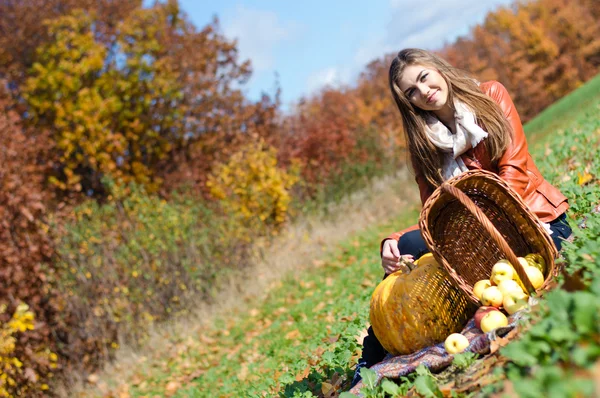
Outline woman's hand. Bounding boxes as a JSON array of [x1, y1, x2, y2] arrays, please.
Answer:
[[381, 239, 414, 275]]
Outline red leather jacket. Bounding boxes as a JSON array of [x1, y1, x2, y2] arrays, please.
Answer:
[[383, 80, 569, 248]]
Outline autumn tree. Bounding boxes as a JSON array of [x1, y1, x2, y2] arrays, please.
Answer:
[[0, 84, 63, 396], [0, 0, 141, 89], [354, 55, 406, 161], [441, 0, 600, 120], [154, 12, 280, 196], [21, 7, 187, 194]]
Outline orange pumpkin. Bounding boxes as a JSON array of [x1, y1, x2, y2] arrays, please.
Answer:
[[369, 254, 477, 355]]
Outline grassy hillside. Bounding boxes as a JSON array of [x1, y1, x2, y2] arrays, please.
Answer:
[[81, 75, 600, 398], [524, 73, 600, 146]]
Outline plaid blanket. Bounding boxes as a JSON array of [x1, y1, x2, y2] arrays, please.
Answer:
[[348, 311, 525, 396]]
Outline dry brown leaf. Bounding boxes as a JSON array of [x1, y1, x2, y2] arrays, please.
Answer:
[[328, 334, 340, 344], [361, 278, 375, 288], [321, 382, 334, 396]]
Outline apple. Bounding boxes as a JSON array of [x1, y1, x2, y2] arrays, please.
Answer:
[[480, 310, 508, 333], [444, 333, 469, 354], [527, 260, 545, 275], [496, 279, 524, 296], [524, 256, 543, 273], [490, 261, 514, 285], [473, 306, 500, 330], [503, 289, 529, 315], [473, 279, 492, 300], [517, 257, 530, 269], [480, 286, 503, 307], [524, 265, 545, 289], [525, 253, 546, 272]]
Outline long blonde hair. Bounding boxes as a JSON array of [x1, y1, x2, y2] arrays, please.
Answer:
[[389, 48, 511, 188]]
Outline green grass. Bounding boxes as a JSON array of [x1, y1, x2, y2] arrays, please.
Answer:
[[90, 207, 422, 397], [89, 76, 600, 398], [524, 72, 600, 146]]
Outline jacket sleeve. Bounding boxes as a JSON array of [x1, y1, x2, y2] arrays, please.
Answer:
[[484, 81, 530, 198]]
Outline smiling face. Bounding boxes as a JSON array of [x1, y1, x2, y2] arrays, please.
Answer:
[[397, 64, 450, 112]]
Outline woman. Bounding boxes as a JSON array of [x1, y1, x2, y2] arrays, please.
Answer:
[[351, 48, 572, 387]]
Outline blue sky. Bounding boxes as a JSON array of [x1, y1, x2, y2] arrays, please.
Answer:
[[179, 0, 515, 108]]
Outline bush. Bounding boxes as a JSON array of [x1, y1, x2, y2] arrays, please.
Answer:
[[0, 304, 57, 397], [207, 139, 300, 238], [51, 180, 253, 370], [0, 92, 65, 396]]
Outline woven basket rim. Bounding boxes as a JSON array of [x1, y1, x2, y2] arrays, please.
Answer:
[[419, 169, 558, 304]]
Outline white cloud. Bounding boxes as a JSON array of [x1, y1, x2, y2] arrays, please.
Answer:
[[304, 0, 513, 100], [306, 66, 353, 94], [223, 6, 302, 72], [385, 0, 514, 50]]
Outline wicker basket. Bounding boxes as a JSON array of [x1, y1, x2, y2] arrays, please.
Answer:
[[419, 170, 558, 305]]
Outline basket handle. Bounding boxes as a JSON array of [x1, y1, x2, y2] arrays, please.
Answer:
[[440, 182, 535, 295]]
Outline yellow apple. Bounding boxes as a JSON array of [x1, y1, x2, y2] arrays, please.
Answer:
[[524, 265, 545, 289], [524, 256, 543, 273], [503, 289, 529, 315], [480, 310, 508, 333], [490, 261, 514, 285], [474, 306, 500, 330], [480, 286, 504, 308], [528, 260, 545, 275], [444, 333, 469, 354], [496, 279, 524, 297], [473, 279, 492, 300], [525, 253, 546, 272], [517, 257, 529, 269]]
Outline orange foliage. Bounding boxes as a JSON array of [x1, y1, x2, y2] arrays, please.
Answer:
[[0, 0, 141, 87], [440, 0, 600, 120], [282, 88, 361, 185], [0, 86, 64, 396]]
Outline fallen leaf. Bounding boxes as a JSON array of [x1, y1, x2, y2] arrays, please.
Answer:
[[578, 171, 593, 186], [361, 279, 375, 288], [295, 365, 311, 381], [285, 329, 301, 340], [165, 380, 180, 396], [321, 382, 334, 396], [238, 364, 249, 381], [328, 334, 340, 343], [582, 253, 595, 262]]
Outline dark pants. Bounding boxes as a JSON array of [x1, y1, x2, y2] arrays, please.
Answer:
[[398, 212, 572, 255], [351, 213, 572, 387]]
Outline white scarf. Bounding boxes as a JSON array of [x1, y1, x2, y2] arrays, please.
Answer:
[[424, 100, 488, 181]]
